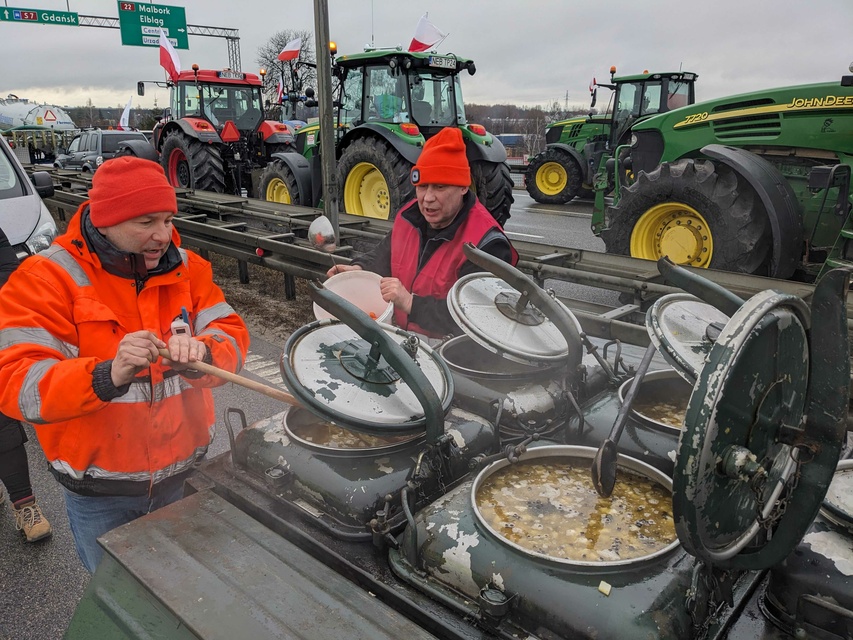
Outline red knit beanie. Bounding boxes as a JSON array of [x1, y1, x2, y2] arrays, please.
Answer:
[[88, 157, 178, 227], [411, 127, 470, 187]]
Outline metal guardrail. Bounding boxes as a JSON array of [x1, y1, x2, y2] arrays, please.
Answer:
[[31, 167, 848, 346]]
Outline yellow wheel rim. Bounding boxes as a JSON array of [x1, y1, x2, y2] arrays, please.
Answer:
[[344, 162, 390, 219], [630, 202, 713, 268], [535, 161, 568, 196], [265, 177, 293, 204]]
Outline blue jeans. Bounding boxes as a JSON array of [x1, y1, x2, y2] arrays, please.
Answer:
[[62, 481, 185, 573]]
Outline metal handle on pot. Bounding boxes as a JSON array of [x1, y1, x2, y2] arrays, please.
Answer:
[[308, 283, 449, 444], [656, 257, 744, 317], [462, 243, 584, 378]]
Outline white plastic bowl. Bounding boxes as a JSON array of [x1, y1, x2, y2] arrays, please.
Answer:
[[314, 270, 394, 323]]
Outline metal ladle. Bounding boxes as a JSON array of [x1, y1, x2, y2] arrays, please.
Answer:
[[591, 342, 657, 498], [308, 214, 339, 272]]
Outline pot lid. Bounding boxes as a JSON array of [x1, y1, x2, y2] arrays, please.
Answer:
[[672, 287, 849, 571], [280, 321, 452, 435], [447, 273, 582, 366], [646, 293, 730, 385]]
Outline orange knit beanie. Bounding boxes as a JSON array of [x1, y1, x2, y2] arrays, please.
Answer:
[[88, 157, 178, 227], [411, 127, 470, 187]]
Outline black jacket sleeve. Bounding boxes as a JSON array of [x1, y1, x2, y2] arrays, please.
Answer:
[[0, 227, 20, 289], [352, 231, 392, 276]]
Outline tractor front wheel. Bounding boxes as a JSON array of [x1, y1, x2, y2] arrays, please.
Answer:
[[160, 131, 226, 193], [601, 158, 771, 274], [525, 148, 583, 204], [259, 160, 301, 205], [471, 160, 514, 226], [337, 137, 414, 220]]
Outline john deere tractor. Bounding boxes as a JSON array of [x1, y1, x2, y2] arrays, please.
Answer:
[[525, 67, 697, 204], [597, 71, 853, 281], [132, 67, 298, 196], [259, 47, 514, 225]]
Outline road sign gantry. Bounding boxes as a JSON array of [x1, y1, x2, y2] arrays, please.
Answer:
[[117, 1, 188, 49]]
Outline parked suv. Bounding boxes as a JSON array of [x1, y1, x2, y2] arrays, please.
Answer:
[[54, 129, 149, 172], [0, 136, 58, 258]]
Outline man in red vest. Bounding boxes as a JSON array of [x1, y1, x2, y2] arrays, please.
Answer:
[[328, 127, 518, 338]]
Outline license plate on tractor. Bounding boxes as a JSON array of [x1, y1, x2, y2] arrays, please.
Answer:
[[428, 56, 455, 70]]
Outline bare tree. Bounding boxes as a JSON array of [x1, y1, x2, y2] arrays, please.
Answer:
[[256, 29, 317, 120]]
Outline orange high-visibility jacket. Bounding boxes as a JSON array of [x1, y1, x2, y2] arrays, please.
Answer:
[[0, 205, 250, 493]]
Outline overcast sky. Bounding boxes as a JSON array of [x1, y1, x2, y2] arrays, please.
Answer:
[[1, 0, 851, 113]]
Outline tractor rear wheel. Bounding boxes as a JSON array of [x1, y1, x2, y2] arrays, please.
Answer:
[[525, 148, 582, 204], [337, 137, 414, 220], [471, 160, 514, 226], [259, 160, 301, 205], [601, 158, 771, 274], [160, 131, 226, 193]]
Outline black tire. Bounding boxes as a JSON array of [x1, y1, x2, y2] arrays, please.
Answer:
[[601, 158, 771, 274], [160, 131, 225, 193], [259, 160, 302, 205], [525, 148, 582, 204], [337, 137, 414, 220], [471, 160, 514, 226]]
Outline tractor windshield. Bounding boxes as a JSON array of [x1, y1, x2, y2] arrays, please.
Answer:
[[177, 82, 264, 131], [408, 71, 463, 128]]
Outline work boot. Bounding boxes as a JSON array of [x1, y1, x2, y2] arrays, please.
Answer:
[[13, 500, 52, 542]]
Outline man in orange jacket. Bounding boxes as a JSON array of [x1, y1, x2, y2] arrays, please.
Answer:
[[0, 156, 250, 573], [327, 127, 517, 338]]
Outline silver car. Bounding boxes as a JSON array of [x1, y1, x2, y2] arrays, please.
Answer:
[[0, 136, 58, 258]]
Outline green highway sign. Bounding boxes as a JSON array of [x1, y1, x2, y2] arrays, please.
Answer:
[[0, 6, 79, 26], [117, 1, 188, 50]]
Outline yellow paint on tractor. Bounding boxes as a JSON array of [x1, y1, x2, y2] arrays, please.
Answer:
[[630, 202, 713, 267], [344, 161, 391, 219], [535, 161, 568, 197], [265, 178, 293, 204]]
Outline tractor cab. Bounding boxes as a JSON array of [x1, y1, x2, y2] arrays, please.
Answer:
[[171, 69, 265, 134], [334, 50, 476, 139], [597, 67, 697, 151]]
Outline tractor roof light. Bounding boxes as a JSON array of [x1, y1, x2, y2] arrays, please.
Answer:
[[329, 41, 338, 57], [403, 57, 413, 70], [400, 123, 420, 136], [610, 65, 617, 77], [259, 68, 266, 78], [468, 123, 487, 136]]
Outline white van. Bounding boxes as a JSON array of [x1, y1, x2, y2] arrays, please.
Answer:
[[0, 136, 58, 258]]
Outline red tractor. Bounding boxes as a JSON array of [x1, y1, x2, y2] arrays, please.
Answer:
[[130, 65, 298, 196]]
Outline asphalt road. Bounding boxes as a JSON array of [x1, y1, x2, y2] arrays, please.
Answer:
[[0, 191, 603, 640]]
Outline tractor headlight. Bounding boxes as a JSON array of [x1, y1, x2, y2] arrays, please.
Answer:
[[630, 133, 639, 148]]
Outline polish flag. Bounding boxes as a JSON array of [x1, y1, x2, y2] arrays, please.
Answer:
[[408, 14, 447, 52], [276, 77, 284, 104], [277, 38, 302, 62], [159, 29, 181, 82], [118, 96, 133, 130]]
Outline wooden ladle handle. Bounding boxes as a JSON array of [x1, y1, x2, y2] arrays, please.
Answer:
[[158, 348, 300, 407]]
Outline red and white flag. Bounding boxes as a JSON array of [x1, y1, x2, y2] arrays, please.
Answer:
[[408, 14, 447, 52], [118, 96, 133, 130], [589, 77, 596, 93], [276, 77, 284, 104], [159, 29, 181, 82], [277, 38, 302, 62]]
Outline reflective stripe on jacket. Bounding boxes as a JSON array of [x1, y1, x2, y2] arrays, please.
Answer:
[[389, 198, 518, 338], [0, 205, 250, 491]]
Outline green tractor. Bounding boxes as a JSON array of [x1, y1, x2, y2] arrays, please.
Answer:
[[525, 67, 697, 204], [597, 71, 853, 281], [259, 47, 514, 224]]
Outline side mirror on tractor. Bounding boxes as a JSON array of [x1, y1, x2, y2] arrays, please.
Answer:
[[137, 82, 145, 97]]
